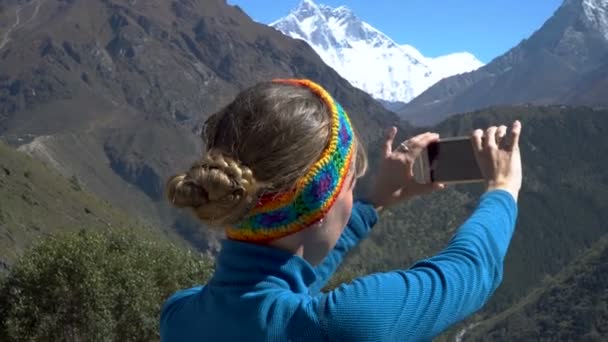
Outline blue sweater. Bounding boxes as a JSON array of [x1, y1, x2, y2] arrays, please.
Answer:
[[160, 190, 517, 341]]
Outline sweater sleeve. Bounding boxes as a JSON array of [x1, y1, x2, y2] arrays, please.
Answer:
[[309, 200, 379, 294], [312, 190, 518, 341]]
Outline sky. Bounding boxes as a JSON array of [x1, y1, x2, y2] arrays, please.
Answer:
[[227, 0, 563, 63]]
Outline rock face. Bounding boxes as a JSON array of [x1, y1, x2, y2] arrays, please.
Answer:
[[399, 0, 608, 126], [0, 0, 403, 251]]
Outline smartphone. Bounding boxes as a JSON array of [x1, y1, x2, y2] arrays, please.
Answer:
[[413, 136, 484, 184]]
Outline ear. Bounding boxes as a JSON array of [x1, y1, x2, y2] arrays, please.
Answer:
[[349, 172, 358, 190]]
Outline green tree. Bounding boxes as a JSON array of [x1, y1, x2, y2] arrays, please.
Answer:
[[0, 228, 213, 342]]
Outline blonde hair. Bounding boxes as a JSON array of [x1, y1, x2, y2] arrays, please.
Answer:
[[166, 82, 367, 226]]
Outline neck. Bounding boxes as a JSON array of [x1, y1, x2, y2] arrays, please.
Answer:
[[268, 223, 327, 266]]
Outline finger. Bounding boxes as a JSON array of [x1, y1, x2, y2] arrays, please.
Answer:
[[471, 129, 483, 153], [496, 125, 507, 147], [496, 125, 507, 139], [384, 126, 397, 157], [508, 120, 522, 151], [407, 131, 431, 146], [408, 132, 440, 155], [485, 126, 498, 149]]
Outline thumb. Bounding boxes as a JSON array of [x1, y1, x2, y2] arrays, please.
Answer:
[[384, 126, 397, 158], [506, 120, 522, 151]]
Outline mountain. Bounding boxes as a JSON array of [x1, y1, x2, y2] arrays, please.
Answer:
[[399, 0, 608, 126], [270, 0, 483, 104], [464, 234, 608, 341], [0, 0, 405, 254]]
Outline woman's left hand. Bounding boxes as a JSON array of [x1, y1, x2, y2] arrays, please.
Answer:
[[367, 127, 445, 211]]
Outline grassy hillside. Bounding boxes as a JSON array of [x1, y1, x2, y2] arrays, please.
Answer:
[[465, 234, 608, 341], [0, 141, 178, 271]]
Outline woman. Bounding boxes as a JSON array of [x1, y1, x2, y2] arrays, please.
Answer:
[[160, 79, 522, 341]]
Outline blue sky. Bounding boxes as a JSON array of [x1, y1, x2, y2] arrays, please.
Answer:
[[228, 0, 563, 63]]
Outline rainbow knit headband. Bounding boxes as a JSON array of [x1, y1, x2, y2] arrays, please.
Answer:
[[226, 79, 355, 243]]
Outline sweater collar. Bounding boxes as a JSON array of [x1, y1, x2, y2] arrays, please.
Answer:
[[208, 239, 317, 293]]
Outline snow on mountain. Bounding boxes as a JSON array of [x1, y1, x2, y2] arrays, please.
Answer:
[[270, 0, 484, 103], [582, 0, 608, 40]]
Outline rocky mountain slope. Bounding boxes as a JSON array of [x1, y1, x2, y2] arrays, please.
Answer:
[[0, 0, 405, 252]]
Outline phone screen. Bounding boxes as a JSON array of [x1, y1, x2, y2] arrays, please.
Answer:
[[427, 138, 483, 183]]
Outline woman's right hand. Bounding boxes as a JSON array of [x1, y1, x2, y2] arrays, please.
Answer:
[[471, 120, 523, 202]]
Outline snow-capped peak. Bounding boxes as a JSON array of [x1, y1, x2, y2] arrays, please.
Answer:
[[271, 0, 484, 103], [582, 0, 608, 40], [292, 0, 324, 21]]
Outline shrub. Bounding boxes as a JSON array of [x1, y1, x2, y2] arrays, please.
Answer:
[[0, 228, 213, 342]]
